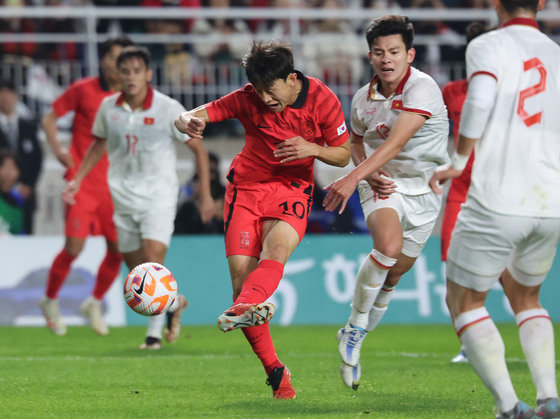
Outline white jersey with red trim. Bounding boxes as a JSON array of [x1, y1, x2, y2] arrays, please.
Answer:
[[351, 66, 449, 195], [464, 18, 560, 217], [92, 86, 190, 214]]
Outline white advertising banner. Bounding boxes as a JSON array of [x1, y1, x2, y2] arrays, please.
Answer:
[[0, 236, 126, 327]]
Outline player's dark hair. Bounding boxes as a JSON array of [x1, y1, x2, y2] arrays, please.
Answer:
[[242, 41, 294, 91], [0, 78, 16, 92], [99, 36, 134, 59], [465, 21, 487, 44], [499, 0, 539, 14], [366, 15, 414, 51], [117, 46, 151, 69]]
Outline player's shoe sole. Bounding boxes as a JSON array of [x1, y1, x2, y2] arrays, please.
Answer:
[[165, 295, 189, 343], [217, 302, 275, 332], [40, 296, 67, 336]]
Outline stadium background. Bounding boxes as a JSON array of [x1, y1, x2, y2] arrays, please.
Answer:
[[1, 2, 559, 327]]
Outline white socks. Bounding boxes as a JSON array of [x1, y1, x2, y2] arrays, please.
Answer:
[[366, 284, 395, 332], [349, 249, 396, 329], [147, 313, 165, 340], [455, 307, 518, 413], [516, 308, 558, 401]]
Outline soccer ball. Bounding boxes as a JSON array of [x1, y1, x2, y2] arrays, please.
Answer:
[[123, 262, 178, 316]]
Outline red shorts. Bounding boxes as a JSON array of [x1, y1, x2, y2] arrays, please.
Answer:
[[65, 184, 118, 241], [440, 178, 470, 261], [223, 180, 313, 258]]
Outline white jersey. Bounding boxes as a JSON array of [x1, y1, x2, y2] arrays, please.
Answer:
[[92, 87, 190, 214], [350, 66, 449, 195], [464, 19, 560, 218]]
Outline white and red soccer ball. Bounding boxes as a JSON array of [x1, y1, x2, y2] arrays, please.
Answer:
[[123, 263, 177, 316]]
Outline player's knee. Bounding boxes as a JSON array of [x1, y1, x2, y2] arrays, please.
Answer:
[[373, 240, 402, 260], [64, 241, 84, 258]]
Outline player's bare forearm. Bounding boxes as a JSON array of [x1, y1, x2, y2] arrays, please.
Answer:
[[350, 133, 367, 167], [175, 106, 210, 139], [74, 138, 107, 184], [315, 139, 351, 167], [455, 134, 477, 157], [187, 138, 216, 222], [42, 109, 74, 167]]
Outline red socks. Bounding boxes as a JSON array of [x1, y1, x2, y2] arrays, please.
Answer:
[[236, 259, 285, 375], [235, 259, 284, 304], [92, 251, 122, 300], [242, 324, 283, 375], [46, 249, 76, 299]]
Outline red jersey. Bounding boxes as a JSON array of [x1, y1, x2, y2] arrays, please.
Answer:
[[205, 71, 349, 188], [441, 78, 474, 198], [52, 76, 112, 188]]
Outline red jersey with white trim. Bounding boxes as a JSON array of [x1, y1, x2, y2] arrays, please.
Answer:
[[464, 18, 560, 217], [350, 66, 449, 195], [52, 76, 112, 188], [205, 71, 349, 188], [442, 78, 474, 199]]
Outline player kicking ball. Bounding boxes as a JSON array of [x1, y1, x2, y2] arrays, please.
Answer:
[[62, 46, 216, 350], [322, 16, 449, 390], [175, 41, 351, 398]]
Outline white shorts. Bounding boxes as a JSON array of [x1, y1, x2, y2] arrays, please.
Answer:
[[358, 182, 442, 258], [447, 198, 560, 292], [113, 207, 176, 253]]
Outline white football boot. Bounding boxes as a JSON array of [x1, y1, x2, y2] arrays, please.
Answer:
[[339, 362, 361, 390], [338, 324, 367, 366], [40, 296, 67, 336], [81, 297, 109, 335]]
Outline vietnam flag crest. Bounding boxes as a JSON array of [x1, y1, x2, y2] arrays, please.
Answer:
[[144, 117, 155, 125]]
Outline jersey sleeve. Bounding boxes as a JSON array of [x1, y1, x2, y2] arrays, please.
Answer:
[[318, 91, 349, 147], [91, 99, 108, 139], [205, 88, 246, 123], [51, 83, 80, 117], [350, 89, 366, 138], [466, 35, 499, 81], [169, 100, 190, 143], [401, 78, 443, 118]]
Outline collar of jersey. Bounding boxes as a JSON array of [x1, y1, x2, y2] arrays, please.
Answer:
[[115, 84, 154, 111], [501, 18, 540, 31], [369, 66, 411, 101], [288, 70, 309, 109]]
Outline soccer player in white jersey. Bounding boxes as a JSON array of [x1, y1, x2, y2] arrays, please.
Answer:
[[429, 0, 560, 417], [62, 46, 216, 350], [323, 15, 449, 389]]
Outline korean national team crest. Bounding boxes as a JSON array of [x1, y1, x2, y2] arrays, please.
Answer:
[[301, 121, 315, 139], [240, 231, 250, 249]]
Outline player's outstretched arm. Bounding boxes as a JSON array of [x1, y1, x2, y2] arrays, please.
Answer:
[[42, 109, 75, 168], [174, 106, 210, 140], [274, 137, 351, 167], [323, 111, 426, 213], [61, 138, 107, 205], [185, 137, 216, 223]]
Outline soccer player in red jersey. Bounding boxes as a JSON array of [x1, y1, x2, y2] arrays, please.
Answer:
[[175, 41, 351, 399], [40, 37, 133, 336]]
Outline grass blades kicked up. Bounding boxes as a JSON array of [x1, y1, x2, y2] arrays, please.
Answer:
[[1, 324, 558, 418]]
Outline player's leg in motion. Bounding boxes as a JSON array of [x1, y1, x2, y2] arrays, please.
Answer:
[[41, 236, 85, 336], [339, 208, 400, 369], [219, 220, 298, 399], [501, 270, 560, 418], [81, 239, 122, 336], [447, 279, 536, 418]]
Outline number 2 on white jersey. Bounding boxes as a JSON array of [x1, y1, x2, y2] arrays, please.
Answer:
[[517, 57, 546, 127]]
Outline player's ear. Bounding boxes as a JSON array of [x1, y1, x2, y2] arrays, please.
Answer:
[[286, 72, 297, 87], [407, 48, 415, 64], [147, 69, 153, 82]]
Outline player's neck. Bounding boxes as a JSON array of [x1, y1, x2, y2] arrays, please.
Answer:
[[498, 9, 537, 24], [289, 79, 303, 106], [107, 80, 121, 92], [124, 88, 148, 111]]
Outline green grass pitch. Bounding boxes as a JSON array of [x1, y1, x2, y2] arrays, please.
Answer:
[[1, 324, 558, 418]]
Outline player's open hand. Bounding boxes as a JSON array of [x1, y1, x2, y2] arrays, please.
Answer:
[[429, 167, 462, 194], [175, 113, 206, 140], [199, 194, 217, 224], [61, 180, 80, 205], [323, 174, 359, 214], [56, 148, 75, 168], [274, 136, 319, 163], [366, 169, 396, 196]]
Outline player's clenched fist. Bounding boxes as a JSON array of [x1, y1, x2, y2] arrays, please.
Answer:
[[174, 113, 206, 140]]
